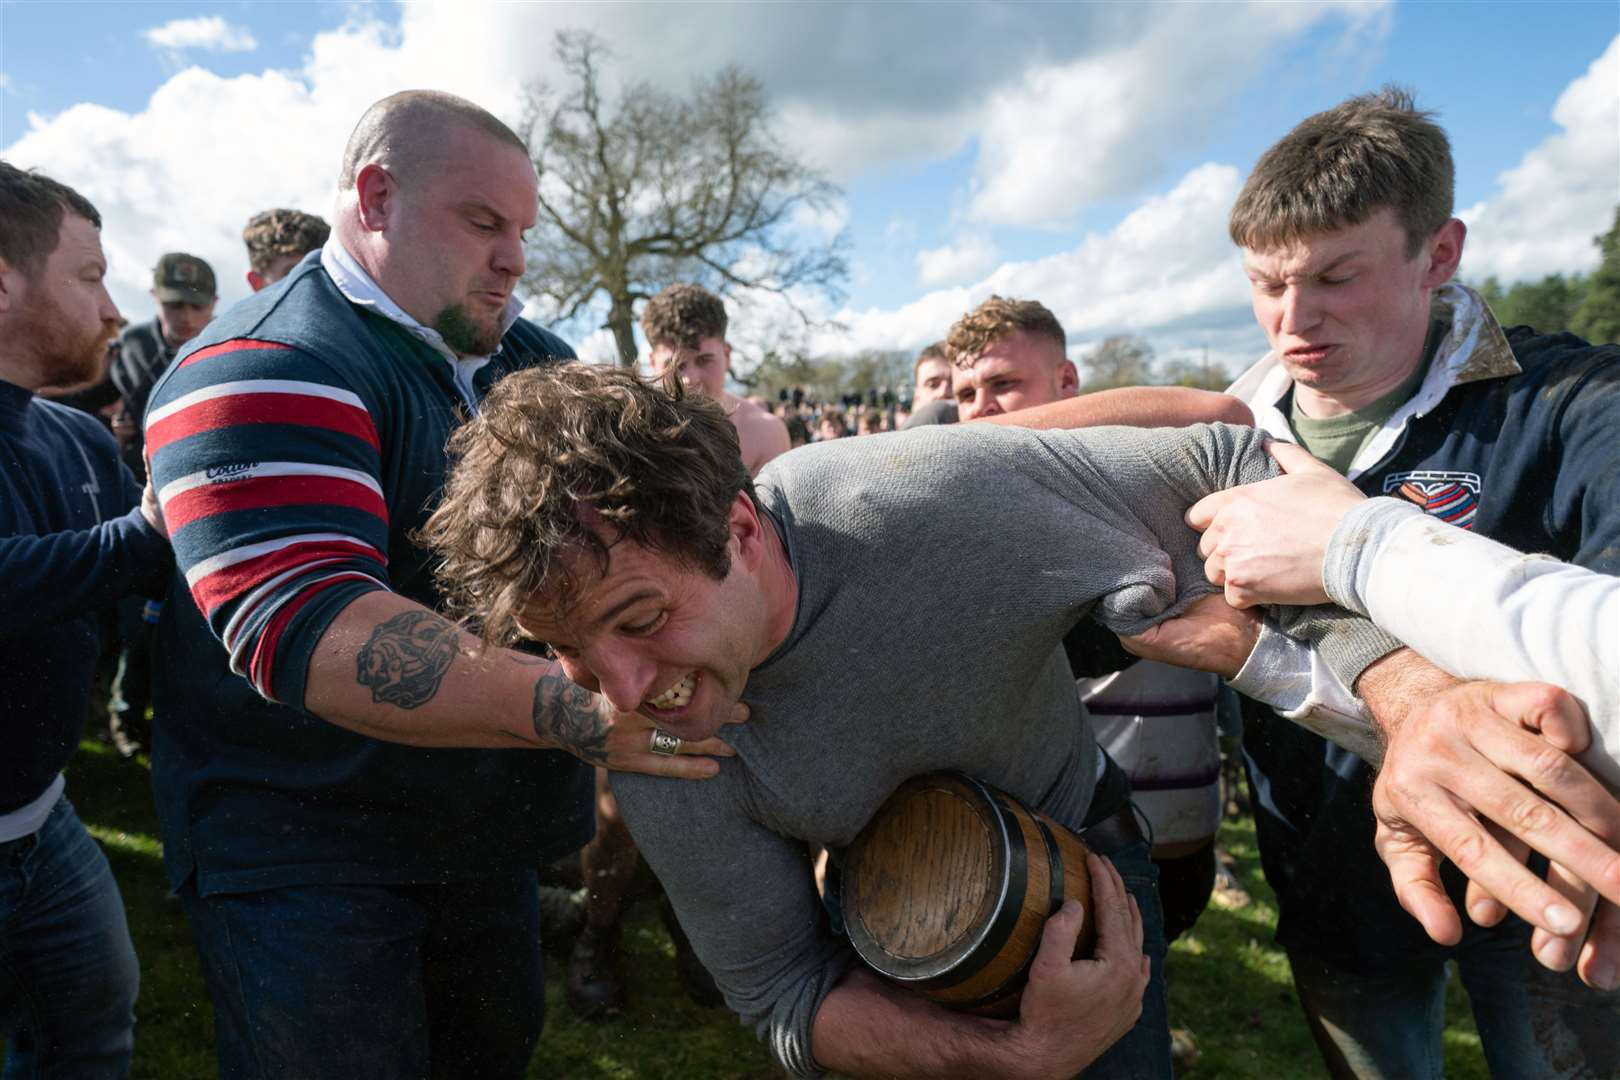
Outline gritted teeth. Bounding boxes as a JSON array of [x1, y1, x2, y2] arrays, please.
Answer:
[[648, 672, 696, 710]]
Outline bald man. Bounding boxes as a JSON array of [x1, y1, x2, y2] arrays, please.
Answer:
[[143, 91, 736, 1079]]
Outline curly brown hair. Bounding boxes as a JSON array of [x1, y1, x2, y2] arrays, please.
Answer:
[[944, 296, 1066, 368], [640, 283, 728, 352], [1229, 86, 1453, 258], [242, 208, 331, 275], [421, 362, 754, 645]]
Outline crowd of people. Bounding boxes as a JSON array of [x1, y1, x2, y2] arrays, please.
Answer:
[[2, 80, 1617, 1080]]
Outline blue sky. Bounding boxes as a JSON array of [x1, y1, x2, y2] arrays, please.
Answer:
[[2, 1, 1616, 374]]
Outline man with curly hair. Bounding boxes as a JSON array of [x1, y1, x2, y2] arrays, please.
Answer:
[[242, 208, 331, 291], [423, 360, 1409, 1080], [946, 295, 1078, 421]]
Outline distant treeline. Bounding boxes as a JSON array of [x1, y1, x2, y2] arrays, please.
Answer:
[[1473, 205, 1620, 345]]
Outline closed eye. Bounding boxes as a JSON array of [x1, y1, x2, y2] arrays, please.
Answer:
[[624, 611, 667, 636]]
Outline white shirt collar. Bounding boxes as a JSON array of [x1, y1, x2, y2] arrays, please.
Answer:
[[319, 238, 524, 366], [1226, 282, 1521, 480]]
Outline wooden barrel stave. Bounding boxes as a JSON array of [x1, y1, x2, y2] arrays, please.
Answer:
[[842, 772, 1097, 1019]]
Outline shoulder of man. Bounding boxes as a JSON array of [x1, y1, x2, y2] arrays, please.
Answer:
[[1503, 325, 1620, 379]]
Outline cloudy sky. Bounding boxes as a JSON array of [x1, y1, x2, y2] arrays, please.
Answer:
[[3, 1, 1616, 380]]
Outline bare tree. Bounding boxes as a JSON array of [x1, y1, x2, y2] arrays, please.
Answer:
[[1080, 335, 1156, 390], [518, 31, 849, 366]]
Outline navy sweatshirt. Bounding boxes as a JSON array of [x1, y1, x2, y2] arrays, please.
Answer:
[[0, 378, 171, 812], [144, 257, 593, 896]]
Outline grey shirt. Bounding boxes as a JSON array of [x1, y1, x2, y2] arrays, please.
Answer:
[[613, 422, 1396, 1077]]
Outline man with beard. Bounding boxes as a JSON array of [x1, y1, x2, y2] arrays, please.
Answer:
[[0, 161, 171, 1076], [143, 92, 735, 1079]]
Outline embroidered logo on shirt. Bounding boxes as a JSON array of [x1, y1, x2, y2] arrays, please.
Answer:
[[206, 461, 260, 482], [1382, 470, 1481, 530]]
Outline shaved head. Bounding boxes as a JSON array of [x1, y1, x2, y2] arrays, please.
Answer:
[[338, 90, 528, 191]]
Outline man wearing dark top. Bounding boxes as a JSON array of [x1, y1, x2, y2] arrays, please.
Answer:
[[1212, 89, 1620, 1076], [0, 162, 172, 1078], [110, 251, 216, 479], [144, 91, 736, 1079]]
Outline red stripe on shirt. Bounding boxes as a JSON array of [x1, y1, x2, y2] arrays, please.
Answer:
[[177, 339, 294, 370], [191, 537, 383, 616], [165, 474, 389, 532], [147, 391, 380, 456], [247, 571, 378, 700]]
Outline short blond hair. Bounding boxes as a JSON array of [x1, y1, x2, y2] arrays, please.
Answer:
[[945, 296, 1066, 368]]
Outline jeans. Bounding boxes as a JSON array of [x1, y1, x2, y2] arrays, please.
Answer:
[[1289, 916, 1620, 1080], [1081, 838, 1171, 1079], [178, 870, 544, 1080], [0, 794, 139, 1080]]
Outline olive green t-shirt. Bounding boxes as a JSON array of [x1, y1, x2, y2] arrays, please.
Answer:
[[1289, 317, 1447, 474]]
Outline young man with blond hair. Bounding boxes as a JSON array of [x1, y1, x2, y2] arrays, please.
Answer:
[[947, 295, 1079, 421]]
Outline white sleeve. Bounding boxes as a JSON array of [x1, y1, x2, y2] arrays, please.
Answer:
[[1227, 620, 1384, 764], [1325, 497, 1620, 789]]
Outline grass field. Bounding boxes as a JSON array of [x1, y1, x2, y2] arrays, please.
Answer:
[[33, 739, 1491, 1079]]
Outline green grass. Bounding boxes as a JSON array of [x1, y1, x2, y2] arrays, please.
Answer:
[[18, 741, 1490, 1078]]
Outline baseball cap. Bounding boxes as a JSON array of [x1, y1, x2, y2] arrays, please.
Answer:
[[152, 252, 217, 305]]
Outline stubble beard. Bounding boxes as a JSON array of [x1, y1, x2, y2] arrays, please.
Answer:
[[18, 290, 113, 391], [433, 302, 504, 357]]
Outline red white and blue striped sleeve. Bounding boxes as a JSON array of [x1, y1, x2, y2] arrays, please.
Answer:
[[146, 338, 391, 706]]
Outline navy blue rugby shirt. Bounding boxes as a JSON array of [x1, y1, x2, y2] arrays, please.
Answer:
[[144, 254, 593, 895]]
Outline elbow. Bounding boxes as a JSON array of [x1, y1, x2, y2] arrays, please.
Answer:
[[1206, 392, 1253, 427]]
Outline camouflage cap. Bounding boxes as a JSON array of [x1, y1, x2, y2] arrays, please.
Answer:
[[152, 252, 216, 304]]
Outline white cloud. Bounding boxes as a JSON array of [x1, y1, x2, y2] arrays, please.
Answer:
[[915, 232, 999, 287], [4, 7, 538, 318], [722, 162, 1265, 378], [143, 16, 258, 54], [1459, 36, 1620, 284], [967, 2, 1388, 229]]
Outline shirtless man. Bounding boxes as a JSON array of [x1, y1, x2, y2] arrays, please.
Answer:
[[643, 283, 789, 475]]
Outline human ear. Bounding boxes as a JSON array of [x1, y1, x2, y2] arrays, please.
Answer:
[[1422, 218, 1466, 289], [354, 163, 395, 233], [729, 491, 764, 567]]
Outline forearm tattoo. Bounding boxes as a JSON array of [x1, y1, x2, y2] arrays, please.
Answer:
[[533, 670, 610, 765], [355, 610, 460, 709]]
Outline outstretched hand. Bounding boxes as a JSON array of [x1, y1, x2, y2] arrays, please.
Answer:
[[1186, 440, 1365, 608], [1362, 660, 1620, 987]]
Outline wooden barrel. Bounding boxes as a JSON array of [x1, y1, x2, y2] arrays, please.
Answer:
[[840, 772, 1096, 1019]]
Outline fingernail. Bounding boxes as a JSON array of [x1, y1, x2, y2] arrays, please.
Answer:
[[1468, 900, 1497, 924], [1538, 937, 1572, 970], [1591, 960, 1620, 991], [1062, 899, 1081, 916], [1546, 903, 1582, 935]]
